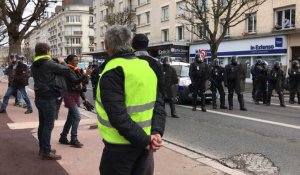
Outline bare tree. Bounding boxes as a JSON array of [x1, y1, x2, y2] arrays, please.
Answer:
[[0, 0, 49, 55], [181, 0, 267, 60], [104, 1, 134, 28]]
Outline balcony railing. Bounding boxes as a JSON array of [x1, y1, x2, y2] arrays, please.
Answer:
[[63, 31, 83, 36]]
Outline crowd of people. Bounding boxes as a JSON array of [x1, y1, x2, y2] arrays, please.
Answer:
[[0, 23, 300, 175]]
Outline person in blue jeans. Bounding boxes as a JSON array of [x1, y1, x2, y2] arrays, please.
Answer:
[[59, 54, 92, 148], [0, 54, 32, 114], [31, 43, 70, 160]]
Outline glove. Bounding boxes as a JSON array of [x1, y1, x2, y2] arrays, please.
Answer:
[[83, 101, 94, 111]]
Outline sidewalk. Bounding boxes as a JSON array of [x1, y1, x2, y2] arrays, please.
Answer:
[[0, 79, 230, 175]]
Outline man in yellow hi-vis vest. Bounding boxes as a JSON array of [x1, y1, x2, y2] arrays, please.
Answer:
[[96, 25, 166, 175]]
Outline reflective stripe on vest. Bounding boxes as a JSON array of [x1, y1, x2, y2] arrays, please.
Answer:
[[95, 57, 157, 144], [96, 99, 154, 128]]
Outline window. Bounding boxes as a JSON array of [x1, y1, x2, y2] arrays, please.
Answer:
[[119, 1, 124, 12], [247, 13, 256, 33], [177, 26, 184, 40], [198, 23, 207, 39], [275, 7, 295, 30], [162, 29, 169, 42], [221, 0, 228, 6], [145, 32, 150, 38], [138, 0, 150, 6], [146, 12, 150, 24], [197, 0, 208, 9], [100, 11, 104, 21], [177, 1, 185, 16], [220, 19, 230, 36], [161, 6, 169, 21], [137, 15, 141, 26], [89, 16, 94, 23], [66, 15, 80, 23]]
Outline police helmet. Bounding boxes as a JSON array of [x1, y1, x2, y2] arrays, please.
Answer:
[[292, 60, 299, 69], [163, 57, 171, 64], [256, 59, 263, 65], [231, 56, 238, 64], [273, 61, 280, 69]]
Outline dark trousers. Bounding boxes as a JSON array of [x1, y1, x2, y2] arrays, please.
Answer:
[[211, 82, 226, 107], [100, 147, 154, 175], [228, 80, 245, 109], [289, 80, 300, 103], [35, 98, 57, 154], [252, 78, 256, 99], [255, 79, 267, 103], [192, 81, 206, 108], [267, 82, 285, 105]]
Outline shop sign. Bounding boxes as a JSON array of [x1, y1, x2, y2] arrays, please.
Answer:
[[250, 45, 275, 50]]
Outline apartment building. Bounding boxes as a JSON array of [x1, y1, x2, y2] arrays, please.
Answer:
[[24, 3, 94, 62], [189, 0, 300, 81], [93, 0, 190, 60]]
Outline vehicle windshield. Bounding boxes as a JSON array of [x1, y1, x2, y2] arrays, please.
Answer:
[[172, 65, 190, 77]]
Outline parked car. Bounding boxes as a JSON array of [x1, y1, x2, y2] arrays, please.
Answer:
[[170, 62, 212, 104]]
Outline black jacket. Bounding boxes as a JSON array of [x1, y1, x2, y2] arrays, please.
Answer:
[[99, 52, 166, 150], [189, 61, 210, 82], [31, 57, 70, 99], [65, 67, 86, 93], [210, 66, 225, 84], [163, 64, 178, 99], [6, 61, 29, 88]]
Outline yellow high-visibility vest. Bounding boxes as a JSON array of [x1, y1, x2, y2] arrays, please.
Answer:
[[95, 57, 157, 144]]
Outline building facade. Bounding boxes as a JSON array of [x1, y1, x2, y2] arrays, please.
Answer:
[[189, 0, 300, 81], [24, 3, 94, 62]]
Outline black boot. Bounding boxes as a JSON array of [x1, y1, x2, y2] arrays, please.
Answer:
[[192, 106, 197, 111], [297, 93, 300, 104], [59, 137, 69, 145], [201, 94, 206, 112], [70, 139, 83, 148], [279, 93, 286, 107], [228, 93, 233, 110], [212, 92, 217, 109], [238, 94, 247, 111], [289, 92, 295, 104], [220, 93, 227, 109]]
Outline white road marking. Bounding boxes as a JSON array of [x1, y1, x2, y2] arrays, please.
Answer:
[[7, 118, 97, 130], [245, 99, 300, 109], [179, 105, 300, 130]]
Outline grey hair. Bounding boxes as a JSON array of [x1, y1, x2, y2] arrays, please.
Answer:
[[105, 25, 132, 54]]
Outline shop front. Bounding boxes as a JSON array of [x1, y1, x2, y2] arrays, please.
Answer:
[[147, 44, 189, 62], [189, 36, 287, 82]]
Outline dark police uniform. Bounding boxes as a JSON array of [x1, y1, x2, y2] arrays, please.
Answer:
[[266, 62, 286, 107], [224, 57, 247, 111], [189, 56, 210, 112], [288, 60, 300, 104], [253, 60, 268, 104], [210, 59, 227, 109]]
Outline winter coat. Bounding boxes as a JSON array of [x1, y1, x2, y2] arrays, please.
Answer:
[[163, 64, 178, 99], [31, 57, 69, 100]]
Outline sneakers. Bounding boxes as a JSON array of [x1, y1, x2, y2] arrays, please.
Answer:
[[70, 139, 83, 148], [42, 152, 62, 160], [25, 110, 33, 114], [59, 137, 70, 145], [0, 109, 6, 113]]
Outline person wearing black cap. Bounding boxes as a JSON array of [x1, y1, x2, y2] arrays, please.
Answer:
[[189, 53, 210, 112], [0, 54, 33, 114], [224, 56, 247, 111]]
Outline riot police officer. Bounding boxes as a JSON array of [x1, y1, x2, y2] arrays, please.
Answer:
[[210, 58, 227, 109], [189, 53, 210, 112], [224, 56, 247, 111], [288, 60, 300, 104], [266, 61, 286, 107], [253, 59, 268, 104]]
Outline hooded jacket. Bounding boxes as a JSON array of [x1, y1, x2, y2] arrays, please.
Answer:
[[31, 56, 70, 99]]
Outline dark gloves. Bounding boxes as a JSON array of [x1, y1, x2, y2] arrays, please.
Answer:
[[83, 101, 94, 111]]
